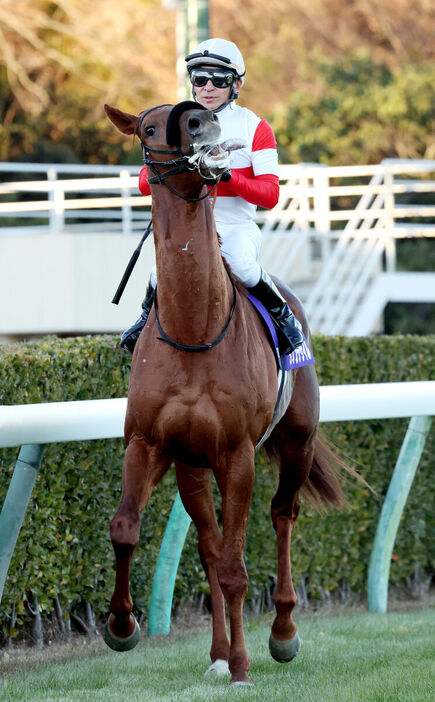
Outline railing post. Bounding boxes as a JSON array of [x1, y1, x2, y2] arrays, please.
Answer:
[[367, 415, 432, 613], [47, 167, 57, 233], [48, 167, 65, 234], [312, 165, 330, 263], [148, 492, 191, 635], [0, 444, 46, 605], [296, 168, 312, 276], [120, 169, 132, 236], [383, 166, 396, 272]]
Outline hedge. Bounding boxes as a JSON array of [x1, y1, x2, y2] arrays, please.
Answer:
[[0, 334, 433, 644]]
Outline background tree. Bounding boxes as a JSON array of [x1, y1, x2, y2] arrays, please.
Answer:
[[0, 0, 177, 162], [271, 52, 435, 165], [0, 0, 434, 164]]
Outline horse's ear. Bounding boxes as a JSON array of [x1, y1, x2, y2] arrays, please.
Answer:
[[104, 104, 138, 135]]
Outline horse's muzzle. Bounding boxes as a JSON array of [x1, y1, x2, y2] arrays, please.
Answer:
[[186, 110, 221, 145]]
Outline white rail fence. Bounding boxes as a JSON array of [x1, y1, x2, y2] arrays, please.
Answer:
[[1, 159, 434, 335], [0, 163, 150, 236], [1, 160, 434, 241], [0, 381, 433, 621], [0, 381, 434, 447]]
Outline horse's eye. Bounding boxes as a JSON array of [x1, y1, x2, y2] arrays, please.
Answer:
[[145, 126, 155, 137]]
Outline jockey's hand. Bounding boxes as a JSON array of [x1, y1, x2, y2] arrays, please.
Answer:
[[220, 170, 232, 182]]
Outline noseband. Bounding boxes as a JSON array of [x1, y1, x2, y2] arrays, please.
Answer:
[[137, 103, 217, 202]]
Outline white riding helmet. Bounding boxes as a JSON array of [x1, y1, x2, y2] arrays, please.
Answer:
[[185, 38, 246, 86]]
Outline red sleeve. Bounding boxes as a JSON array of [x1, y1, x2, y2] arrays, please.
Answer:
[[222, 171, 279, 209], [252, 119, 277, 151], [138, 166, 151, 196]]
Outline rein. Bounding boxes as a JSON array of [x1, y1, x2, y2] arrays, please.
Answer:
[[154, 272, 237, 353]]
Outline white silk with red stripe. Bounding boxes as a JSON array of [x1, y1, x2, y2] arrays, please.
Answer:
[[213, 101, 279, 226], [138, 101, 280, 287]]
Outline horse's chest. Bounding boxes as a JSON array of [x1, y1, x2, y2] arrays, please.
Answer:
[[128, 350, 276, 465], [150, 389, 255, 466]]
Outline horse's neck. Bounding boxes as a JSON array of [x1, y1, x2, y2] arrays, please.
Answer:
[[152, 189, 231, 345]]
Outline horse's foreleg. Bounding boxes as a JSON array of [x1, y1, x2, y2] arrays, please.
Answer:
[[175, 463, 230, 675], [214, 446, 255, 686], [104, 440, 170, 651]]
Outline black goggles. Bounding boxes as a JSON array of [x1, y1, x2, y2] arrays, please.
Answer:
[[190, 68, 237, 89]]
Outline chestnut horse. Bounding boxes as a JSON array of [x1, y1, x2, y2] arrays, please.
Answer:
[[103, 102, 349, 686]]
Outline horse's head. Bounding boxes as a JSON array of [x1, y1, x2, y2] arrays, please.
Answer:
[[104, 102, 245, 197]]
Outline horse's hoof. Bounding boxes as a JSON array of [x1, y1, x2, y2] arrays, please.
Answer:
[[103, 618, 140, 652], [269, 632, 301, 663], [205, 659, 230, 677], [230, 681, 255, 688]]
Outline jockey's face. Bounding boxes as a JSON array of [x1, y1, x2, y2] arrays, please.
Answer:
[[193, 65, 242, 111]]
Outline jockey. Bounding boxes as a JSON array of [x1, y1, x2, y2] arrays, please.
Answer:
[[121, 37, 303, 355]]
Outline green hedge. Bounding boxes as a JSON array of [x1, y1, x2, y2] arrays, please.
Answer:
[[0, 334, 433, 643]]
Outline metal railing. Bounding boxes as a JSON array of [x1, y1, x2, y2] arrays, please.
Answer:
[[1, 159, 433, 239], [0, 163, 150, 236], [299, 160, 435, 333], [1, 159, 434, 333]]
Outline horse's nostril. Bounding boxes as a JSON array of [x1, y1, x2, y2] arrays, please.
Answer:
[[213, 113, 218, 122], [188, 117, 201, 133]]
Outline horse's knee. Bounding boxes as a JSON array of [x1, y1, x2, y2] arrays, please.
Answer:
[[110, 508, 140, 548], [199, 533, 222, 567], [217, 559, 249, 602]]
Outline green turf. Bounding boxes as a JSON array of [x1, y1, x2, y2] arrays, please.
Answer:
[[1, 608, 434, 701]]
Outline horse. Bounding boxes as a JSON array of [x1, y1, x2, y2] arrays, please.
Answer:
[[103, 100, 353, 686]]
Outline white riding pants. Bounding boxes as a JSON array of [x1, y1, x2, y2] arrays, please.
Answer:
[[217, 221, 262, 287], [149, 221, 262, 290]]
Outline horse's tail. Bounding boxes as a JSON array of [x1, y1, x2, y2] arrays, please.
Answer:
[[301, 430, 371, 510]]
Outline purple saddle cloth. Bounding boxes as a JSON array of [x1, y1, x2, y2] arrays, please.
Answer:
[[247, 293, 315, 371]]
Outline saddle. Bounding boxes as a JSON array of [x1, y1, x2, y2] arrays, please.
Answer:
[[248, 293, 315, 449], [247, 294, 315, 372]]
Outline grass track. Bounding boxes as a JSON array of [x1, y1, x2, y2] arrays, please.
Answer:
[[1, 608, 434, 701]]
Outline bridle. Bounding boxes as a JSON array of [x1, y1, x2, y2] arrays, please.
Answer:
[[136, 103, 237, 353], [137, 104, 217, 203]]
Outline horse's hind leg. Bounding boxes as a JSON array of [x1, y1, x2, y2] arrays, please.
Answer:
[[269, 464, 307, 663], [175, 463, 230, 676], [267, 370, 319, 663], [104, 439, 170, 651]]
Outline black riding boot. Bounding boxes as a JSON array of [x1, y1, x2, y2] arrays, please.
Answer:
[[249, 270, 304, 355], [120, 282, 155, 353]]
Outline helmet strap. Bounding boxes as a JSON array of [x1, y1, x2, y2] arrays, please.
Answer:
[[213, 99, 234, 113]]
